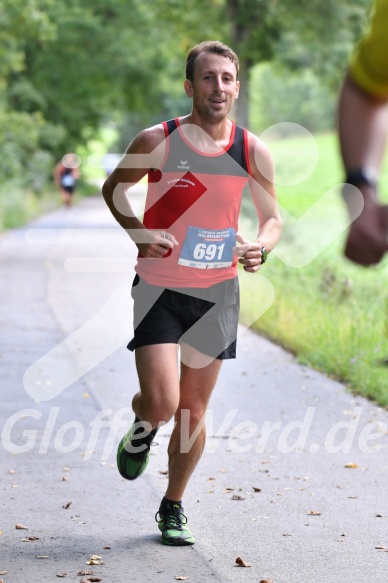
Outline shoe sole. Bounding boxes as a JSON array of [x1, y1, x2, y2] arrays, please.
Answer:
[[161, 537, 195, 546], [117, 434, 150, 480]]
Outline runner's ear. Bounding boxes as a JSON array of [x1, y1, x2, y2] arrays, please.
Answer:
[[235, 80, 240, 99], [184, 79, 193, 98]]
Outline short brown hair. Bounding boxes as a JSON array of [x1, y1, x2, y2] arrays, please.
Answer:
[[186, 41, 239, 82]]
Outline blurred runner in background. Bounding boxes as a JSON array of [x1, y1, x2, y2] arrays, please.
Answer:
[[54, 153, 80, 207]]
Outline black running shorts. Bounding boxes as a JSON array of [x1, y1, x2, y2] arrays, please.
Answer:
[[127, 275, 239, 359]]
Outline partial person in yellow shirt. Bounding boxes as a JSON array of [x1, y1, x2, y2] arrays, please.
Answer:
[[338, 0, 388, 266]]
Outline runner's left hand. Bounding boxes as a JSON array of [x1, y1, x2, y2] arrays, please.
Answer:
[[234, 233, 264, 273]]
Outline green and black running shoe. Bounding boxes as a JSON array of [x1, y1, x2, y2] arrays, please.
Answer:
[[117, 417, 158, 480], [155, 502, 196, 546]]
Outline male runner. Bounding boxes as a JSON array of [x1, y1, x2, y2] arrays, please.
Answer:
[[102, 40, 282, 545]]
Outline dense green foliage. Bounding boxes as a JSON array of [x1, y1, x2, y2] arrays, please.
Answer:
[[0, 0, 370, 195]]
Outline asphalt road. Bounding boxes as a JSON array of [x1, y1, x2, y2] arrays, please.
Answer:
[[1, 194, 388, 583]]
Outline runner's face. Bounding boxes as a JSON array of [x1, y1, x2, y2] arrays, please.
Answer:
[[185, 52, 239, 122]]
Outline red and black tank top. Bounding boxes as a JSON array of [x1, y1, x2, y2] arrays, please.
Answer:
[[135, 117, 252, 288]]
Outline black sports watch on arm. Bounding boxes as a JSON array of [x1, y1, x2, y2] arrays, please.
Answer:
[[345, 166, 378, 188]]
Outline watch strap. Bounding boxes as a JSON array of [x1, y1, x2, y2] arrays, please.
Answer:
[[345, 167, 378, 188]]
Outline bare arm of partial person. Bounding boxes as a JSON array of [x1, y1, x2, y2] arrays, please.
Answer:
[[338, 75, 388, 265], [101, 125, 178, 258], [338, 0, 388, 266], [234, 134, 283, 273]]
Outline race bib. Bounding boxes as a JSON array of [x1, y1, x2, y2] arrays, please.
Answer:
[[61, 173, 75, 187], [178, 227, 236, 269]]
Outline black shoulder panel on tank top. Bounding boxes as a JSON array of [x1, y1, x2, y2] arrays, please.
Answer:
[[166, 118, 178, 135], [228, 124, 248, 172]]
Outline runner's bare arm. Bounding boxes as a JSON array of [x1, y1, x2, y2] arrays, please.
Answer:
[[102, 125, 178, 256], [235, 134, 282, 272]]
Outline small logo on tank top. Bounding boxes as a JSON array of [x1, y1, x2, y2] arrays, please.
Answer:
[[177, 160, 190, 170]]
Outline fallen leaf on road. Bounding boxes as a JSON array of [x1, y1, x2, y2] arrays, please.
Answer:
[[63, 467, 70, 472], [174, 577, 189, 580], [6, 470, 16, 475], [15, 524, 28, 530], [36, 556, 49, 559], [87, 578, 103, 582], [375, 514, 383, 518], [282, 533, 292, 537], [344, 463, 358, 469], [103, 546, 111, 549], [235, 556, 251, 567], [260, 580, 273, 583], [231, 494, 245, 501], [62, 477, 68, 482], [253, 487, 262, 492], [78, 570, 93, 576], [56, 573, 67, 578], [158, 470, 168, 475], [21, 536, 40, 542], [307, 510, 321, 516], [86, 555, 104, 566], [63, 502, 72, 509], [0, 572, 7, 576], [375, 546, 386, 550]]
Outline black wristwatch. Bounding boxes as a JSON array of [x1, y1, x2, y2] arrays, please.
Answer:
[[260, 246, 268, 264], [345, 167, 378, 188]]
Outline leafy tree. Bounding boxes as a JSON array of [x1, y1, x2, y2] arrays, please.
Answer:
[[224, 0, 370, 128], [0, 0, 56, 187], [1, 0, 182, 184], [149, 0, 370, 128], [0, 0, 373, 195]]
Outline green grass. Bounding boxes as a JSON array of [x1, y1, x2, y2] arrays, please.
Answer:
[[240, 131, 388, 406]]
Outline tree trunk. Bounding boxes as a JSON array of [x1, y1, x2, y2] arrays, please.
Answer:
[[233, 56, 250, 129], [227, 0, 252, 129]]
